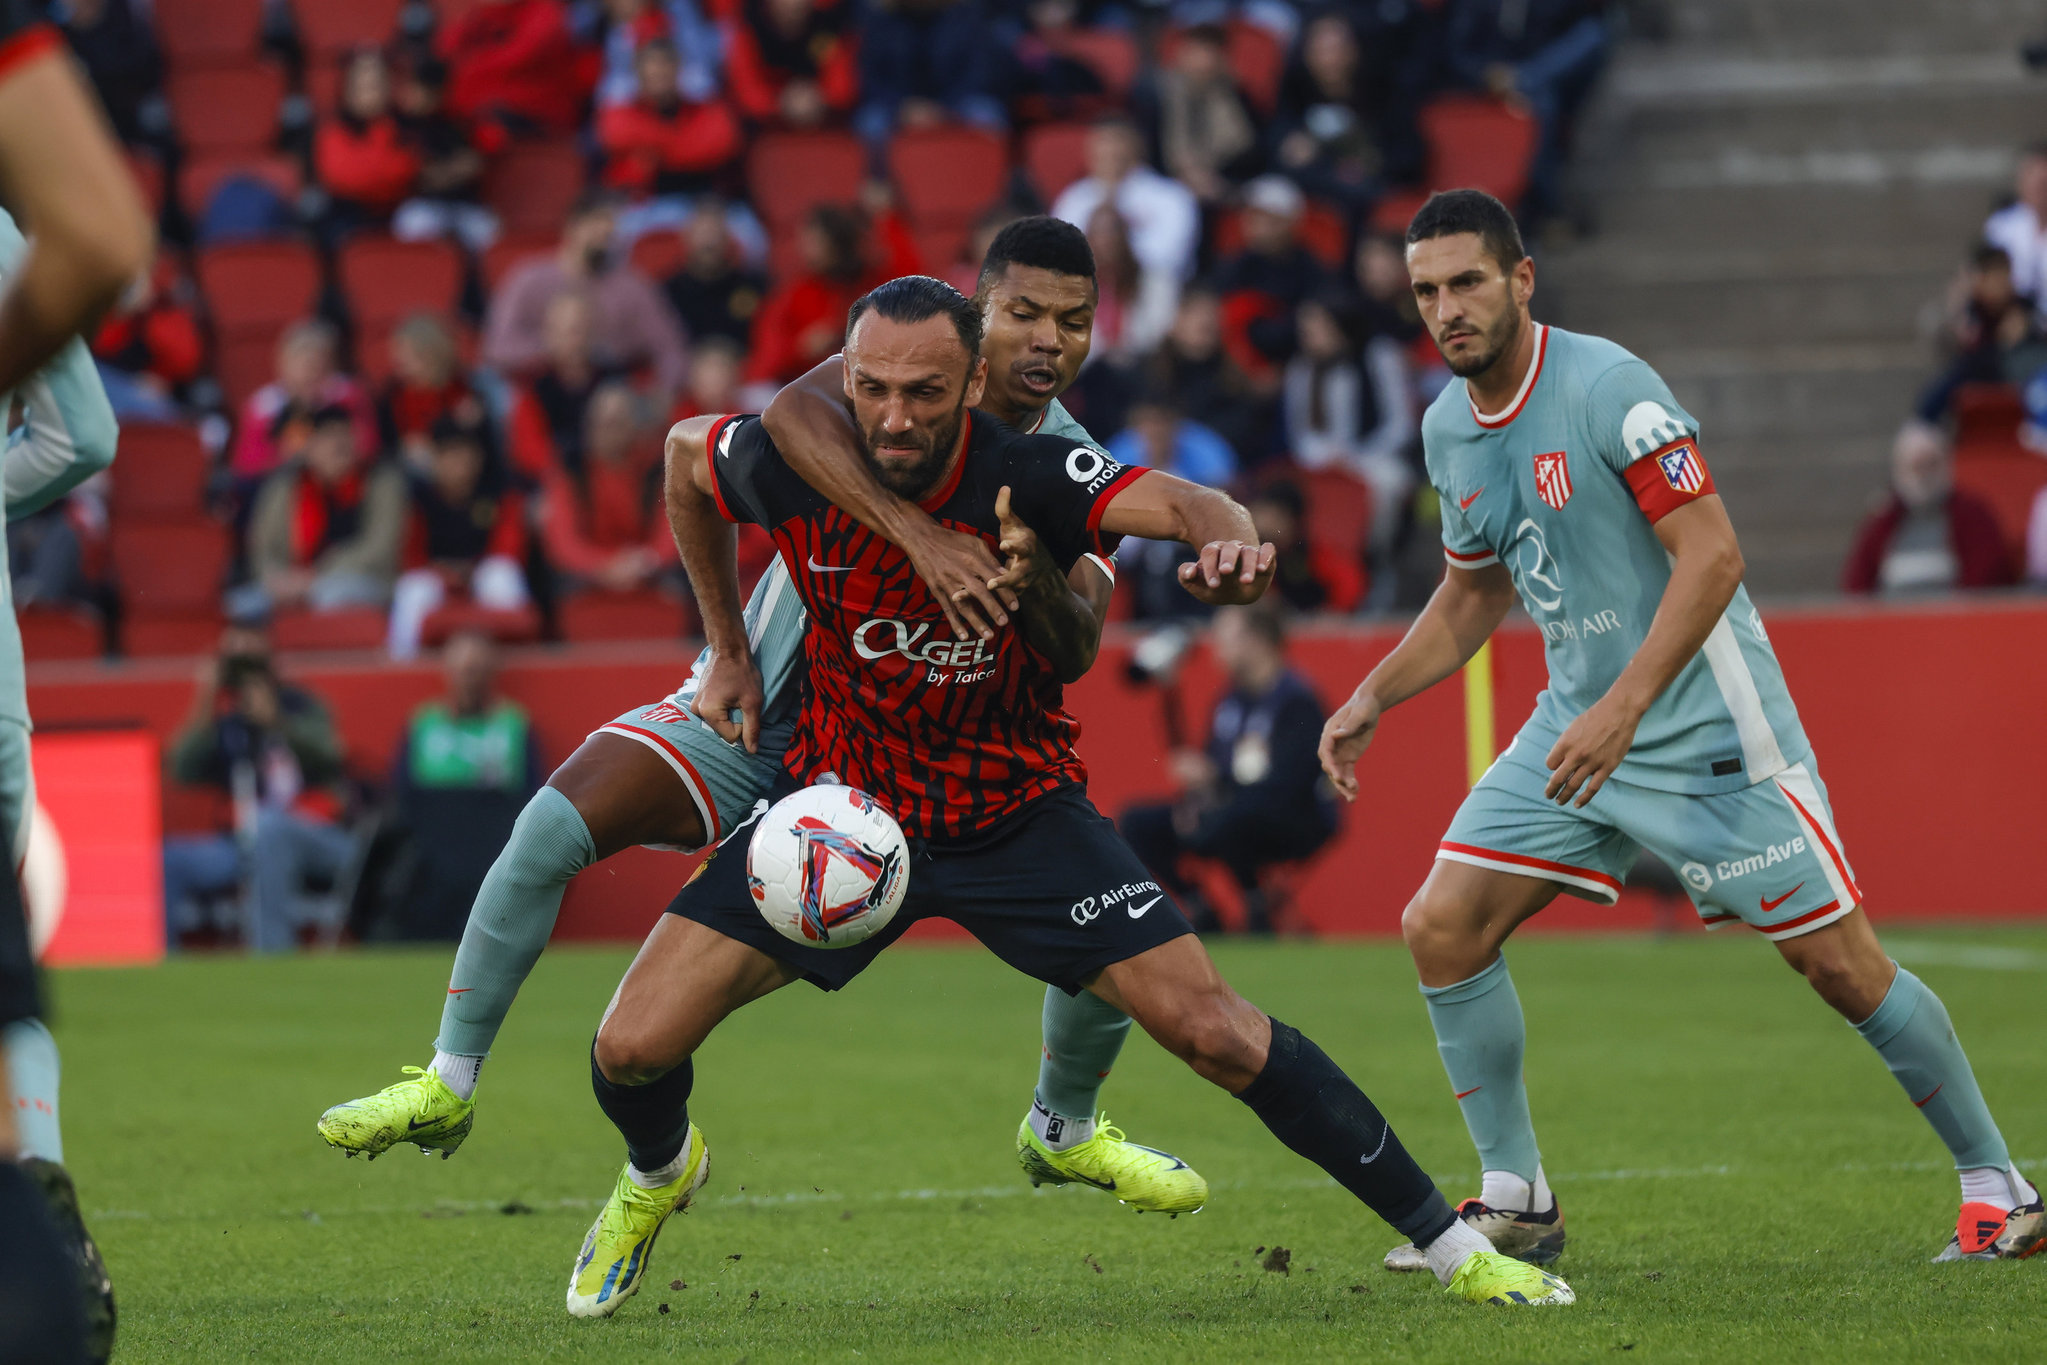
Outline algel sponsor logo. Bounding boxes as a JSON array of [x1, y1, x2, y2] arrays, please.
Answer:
[[853, 618, 998, 669], [1070, 879, 1162, 926], [1713, 837, 1806, 883]]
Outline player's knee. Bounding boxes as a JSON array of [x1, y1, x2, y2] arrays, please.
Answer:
[[1400, 891, 1460, 964], [593, 1017, 687, 1086], [1152, 993, 1262, 1086], [1790, 945, 1885, 1018]]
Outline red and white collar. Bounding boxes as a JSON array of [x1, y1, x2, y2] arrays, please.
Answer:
[[1468, 323, 1548, 430], [1024, 407, 1047, 434]]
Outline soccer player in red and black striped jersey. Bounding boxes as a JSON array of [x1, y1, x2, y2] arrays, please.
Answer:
[[562, 275, 1575, 1318]]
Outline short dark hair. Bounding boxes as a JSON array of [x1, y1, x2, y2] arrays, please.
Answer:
[[845, 275, 984, 359], [976, 215, 1096, 295], [1230, 601, 1287, 651], [1404, 189, 1526, 271], [307, 402, 354, 432], [1972, 241, 2013, 272]]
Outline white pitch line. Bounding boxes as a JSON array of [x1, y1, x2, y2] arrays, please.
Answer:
[[1888, 941, 2047, 972]]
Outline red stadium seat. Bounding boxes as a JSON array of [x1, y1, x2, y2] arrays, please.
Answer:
[[1952, 383, 2024, 450], [481, 233, 558, 290], [167, 65, 287, 157], [111, 424, 212, 524], [420, 604, 543, 650], [197, 241, 322, 335], [887, 127, 1010, 237], [558, 589, 694, 643], [483, 139, 588, 238], [1212, 201, 1351, 269], [746, 131, 866, 231], [290, 0, 406, 58], [1022, 122, 1091, 204], [337, 237, 466, 328], [113, 524, 230, 635], [16, 609, 102, 662], [1373, 95, 1539, 231], [214, 332, 283, 412], [270, 608, 389, 653], [126, 150, 166, 218], [154, 0, 267, 66], [1953, 450, 2047, 560], [179, 154, 303, 222], [1293, 467, 1374, 565], [1044, 28, 1141, 97]]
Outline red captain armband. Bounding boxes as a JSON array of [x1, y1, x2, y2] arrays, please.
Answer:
[[1624, 438, 1716, 522]]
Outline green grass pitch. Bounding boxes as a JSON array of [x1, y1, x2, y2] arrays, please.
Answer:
[[50, 927, 2047, 1362]]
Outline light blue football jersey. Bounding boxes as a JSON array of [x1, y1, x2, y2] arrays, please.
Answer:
[[1424, 324, 1811, 795]]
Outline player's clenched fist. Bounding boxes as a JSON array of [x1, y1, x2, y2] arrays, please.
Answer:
[[1177, 539, 1277, 605], [1318, 689, 1383, 802], [692, 647, 766, 753]]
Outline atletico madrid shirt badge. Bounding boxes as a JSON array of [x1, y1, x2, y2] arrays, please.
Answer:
[[1533, 449, 1573, 510], [1656, 440, 1707, 494]]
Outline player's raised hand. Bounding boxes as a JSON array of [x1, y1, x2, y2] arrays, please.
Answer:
[[1177, 539, 1277, 605], [1318, 689, 1382, 802], [1543, 694, 1643, 808], [987, 486, 1059, 599], [904, 521, 1014, 642], [692, 646, 766, 753]]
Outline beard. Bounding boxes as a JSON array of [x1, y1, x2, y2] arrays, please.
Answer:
[[859, 400, 968, 501], [1440, 306, 1523, 380]]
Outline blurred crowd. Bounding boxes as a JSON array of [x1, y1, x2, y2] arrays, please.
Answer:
[[13, 0, 1619, 657]]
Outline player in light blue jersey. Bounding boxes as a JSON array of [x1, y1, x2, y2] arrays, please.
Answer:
[[1319, 191, 2040, 1268], [321, 220, 1206, 1215]]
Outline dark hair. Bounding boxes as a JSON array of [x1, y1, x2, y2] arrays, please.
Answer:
[[429, 414, 486, 450], [307, 402, 354, 431], [636, 34, 677, 59], [1404, 188, 1526, 271], [845, 275, 984, 359], [567, 188, 625, 222], [1248, 478, 1304, 521], [1232, 601, 1287, 651], [976, 215, 1096, 294], [1182, 21, 1228, 47], [1972, 241, 2013, 271]]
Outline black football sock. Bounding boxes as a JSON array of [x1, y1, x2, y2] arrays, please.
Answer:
[[589, 1042, 695, 1175], [1236, 1018, 1457, 1246]]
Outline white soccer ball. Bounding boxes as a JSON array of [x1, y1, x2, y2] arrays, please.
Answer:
[[747, 784, 909, 948]]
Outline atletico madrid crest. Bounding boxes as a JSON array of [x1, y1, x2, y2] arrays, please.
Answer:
[[1656, 440, 1707, 494], [1533, 450, 1573, 510]]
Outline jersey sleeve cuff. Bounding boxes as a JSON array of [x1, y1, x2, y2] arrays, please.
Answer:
[[703, 413, 741, 524], [1081, 552, 1116, 585], [1623, 436, 1715, 523], [1444, 545, 1499, 569], [1085, 464, 1150, 556], [0, 25, 60, 84]]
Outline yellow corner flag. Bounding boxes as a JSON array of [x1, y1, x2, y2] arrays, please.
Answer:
[[1463, 641, 1495, 788]]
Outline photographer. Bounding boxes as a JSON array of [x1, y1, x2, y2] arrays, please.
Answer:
[[161, 622, 355, 952], [1120, 603, 1338, 934]]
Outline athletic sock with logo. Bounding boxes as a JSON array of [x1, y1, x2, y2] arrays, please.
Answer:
[[3, 1018, 62, 1162], [1852, 966, 2012, 1181], [1958, 1164, 2038, 1213], [590, 1045, 696, 1182], [1031, 986, 1130, 1149], [1236, 1018, 1455, 1246], [1420, 955, 1543, 1188], [430, 1051, 482, 1101], [435, 785, 596, 1059]]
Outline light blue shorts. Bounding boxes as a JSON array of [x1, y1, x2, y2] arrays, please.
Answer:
[[1440, 747, 1861, 941], [594, 693, 793, 851]]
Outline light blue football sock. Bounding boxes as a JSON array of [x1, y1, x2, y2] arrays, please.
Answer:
[[1852, 966, 2010, 1172], [5, 1018, 62, 1163], [1420, 954, 1542, 1183], [433, 785, 596, 1061], [1034, 986, 1132, 1121]]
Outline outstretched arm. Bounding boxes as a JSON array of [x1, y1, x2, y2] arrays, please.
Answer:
[[1096, 469, 1276, 606], [761, 354, 1017, 642], [1318, 561, 1517, 801], [663, 415, 762, 751]]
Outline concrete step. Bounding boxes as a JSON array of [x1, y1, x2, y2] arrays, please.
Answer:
[[1657, 0, 2042, 57], [1543, 268, 1947, 351], [1621, 87, 2045, 163], [1584, 183, 2002, 256], [1646, 355, 1924, 441]]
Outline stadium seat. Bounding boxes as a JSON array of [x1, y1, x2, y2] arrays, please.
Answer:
[[1951, 383, 2024, 450], [126, 150, 167, 219], [167, 65, 287, 157], [290, 0, 406, 59], [154, 0, 267, 67], [1022, 122, 1092, 204], [558, 589, 695, 643], [1212, 201, 1352, 270], [179, 154, 303, 225], [481, 233, 558, 290], [746, 131, 867, 232], [1293, 467, 1374, 567], [16, 608, 102, 663], [1952, 450, 2047, 560], [337, 237, 465, 328], [270, 608, 388, 653], [1043, 27, 1141, 97], [111, 424, 212, 524], [112, 523, 230, 657], [197, 241, 322, 336], [214, 331, 284, 412], [1372, 95, 1540, 231], [887, 127, 1010, 238], [483, 139, 588, 238], [627, 228, 688, 282], [420, 603, 543, 651]]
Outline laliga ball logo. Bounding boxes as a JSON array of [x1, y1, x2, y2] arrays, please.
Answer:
[[748, 784, 909, 948]]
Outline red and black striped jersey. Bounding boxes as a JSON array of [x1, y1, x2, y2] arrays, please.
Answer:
[[706, 410, 1147, 842]]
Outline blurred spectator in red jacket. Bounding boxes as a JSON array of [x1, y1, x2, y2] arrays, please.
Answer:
[[747, 198, 921, 385], [725, 0, 858, 130], [538, 382, 677, 593], [507, 292, 622, 479], [378, 313, 486, 472], [660, 202, 767, 346], [437, 0, 598, 138], [230, 320, 379, 491], [233, 406, 410, 619], [316, 48, 423, 237], [668, 335, 743, 421], [390, 55, 503, 252], [1214, 174, 1332, 382], [91, 256, 205, 419], [484, 191, 691, 397], [1247, 479, 1363, 615], [1844, 420, 2016, 595], [596, 34, 753, 252], [388, 418, 532, 658]]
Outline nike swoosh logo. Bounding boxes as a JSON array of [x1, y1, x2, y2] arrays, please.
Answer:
[[1454, 1086, 1483, 1100], [446, 987, 472, 995], [1914, 1083, 1944, 1109], [407, 1117, 441, 1131], [806, 555, 855, 573], [1358, 1124, 1390, 1164], [1459, 487, 1484, 510], [1127, 895, 1163, 919], [1759, 882, 1804, 912]]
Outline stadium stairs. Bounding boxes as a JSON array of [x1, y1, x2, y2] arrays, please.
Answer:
[[1540, 0, 2047, 595]]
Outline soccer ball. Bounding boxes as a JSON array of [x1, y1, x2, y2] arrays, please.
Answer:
[[747, 784, 910, 948]]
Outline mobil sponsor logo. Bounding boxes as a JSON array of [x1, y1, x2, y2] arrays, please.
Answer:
[[1063, 446, 1126, 496], [1713, 836, 1806, 884]]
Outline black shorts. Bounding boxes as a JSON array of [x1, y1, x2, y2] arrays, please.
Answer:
[[665, 775, 1195, 994]]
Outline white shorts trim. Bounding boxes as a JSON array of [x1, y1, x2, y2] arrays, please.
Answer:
[[1770, 761, 1859, 912], [1434, 846, 1621, 905], [593, 721, 719, 852]]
